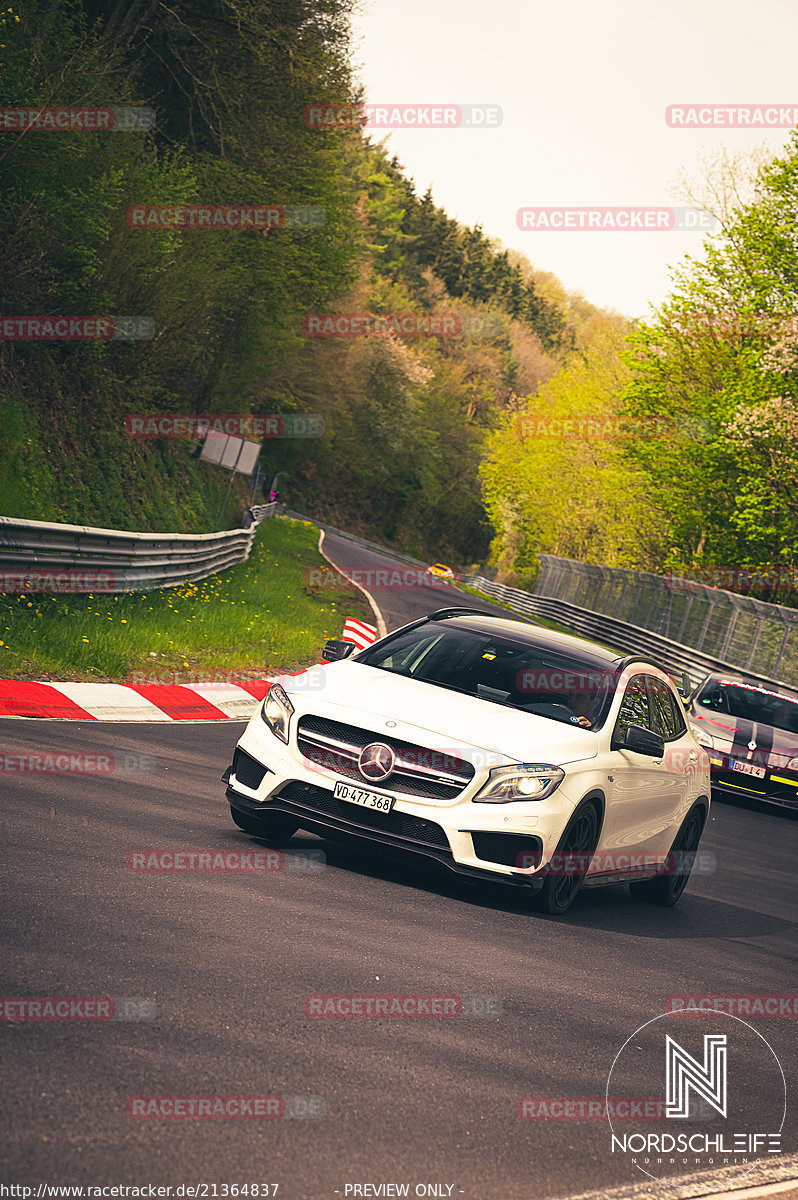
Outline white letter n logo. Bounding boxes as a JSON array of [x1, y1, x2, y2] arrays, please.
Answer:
[[666, 1034, 727, 1118]]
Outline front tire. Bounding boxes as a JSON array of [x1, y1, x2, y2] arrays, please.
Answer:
[[532, 803, 599, 915], [629, 806, 705, 907], [229, 805, 299, 843]]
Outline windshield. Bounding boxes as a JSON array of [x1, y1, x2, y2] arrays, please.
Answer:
[[356, 622, 618, 729], [696, 678, 798, 734]]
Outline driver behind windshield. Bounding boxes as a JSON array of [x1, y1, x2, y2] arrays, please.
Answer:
[[568, 682, 599, 728]]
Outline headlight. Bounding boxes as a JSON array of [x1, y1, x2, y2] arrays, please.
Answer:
[[787, 757, 798, 770], [260, 684, 294, 744], [690, 726, 715, 750], [472, 763, 564, 803]]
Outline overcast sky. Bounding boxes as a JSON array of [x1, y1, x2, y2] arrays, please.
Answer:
[[349, 0, 796, 318]]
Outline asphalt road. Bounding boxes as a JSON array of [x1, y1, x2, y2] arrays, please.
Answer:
[[1, 535, 796, 1198], [318, 531, 516, 632]]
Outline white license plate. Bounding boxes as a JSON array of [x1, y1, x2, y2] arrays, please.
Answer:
[[732, 761, 766, 779], [334, 780, 395, 813]]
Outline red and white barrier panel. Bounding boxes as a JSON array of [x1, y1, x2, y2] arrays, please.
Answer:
[[342, 617, 378, 651], [0, 617, 378, 721], [0, 677, 275, 722]]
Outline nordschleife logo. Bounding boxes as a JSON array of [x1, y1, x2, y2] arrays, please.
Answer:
[[606, 1012, 785, 1184], [665, 1033, 727, 1119]]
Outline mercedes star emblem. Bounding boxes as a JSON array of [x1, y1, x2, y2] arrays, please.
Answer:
[[358, 742, 396, 782]]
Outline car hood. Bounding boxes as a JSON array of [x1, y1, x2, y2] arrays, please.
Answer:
[[689, 710, 798, 765], [285, 660, 599, 766]]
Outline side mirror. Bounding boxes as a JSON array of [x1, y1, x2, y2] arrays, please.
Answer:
[[669, 670, 692, 704], [623, 723, 665, 757], [321, 638, 357, 662]]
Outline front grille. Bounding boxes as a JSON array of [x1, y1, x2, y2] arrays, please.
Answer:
[[470, 831, 543, 869], [277, 780, 451, 849], [232, 748, 268, 791], [296, 715, 474, 801]]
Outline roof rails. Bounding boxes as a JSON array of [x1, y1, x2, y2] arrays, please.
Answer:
[[425, 606, 534, 624], [616, 653, 683, 674], [616, 654, 660, 671]]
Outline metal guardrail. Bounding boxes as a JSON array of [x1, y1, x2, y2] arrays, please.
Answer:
[[247, 504, 280, 524], [534, 555, 798, 691], [0, 503, 280, 593], [468, 576, 798, 694]]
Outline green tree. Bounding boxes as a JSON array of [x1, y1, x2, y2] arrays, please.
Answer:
[[622, 129, 798, 596], [481, 319, 661, 582]]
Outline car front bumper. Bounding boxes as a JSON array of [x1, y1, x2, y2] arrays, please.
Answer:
[[223, 716, 585, 887], [708, 769, 798, 810]]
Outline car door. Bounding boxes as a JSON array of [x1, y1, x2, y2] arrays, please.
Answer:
[[600, 673, 681, 868]]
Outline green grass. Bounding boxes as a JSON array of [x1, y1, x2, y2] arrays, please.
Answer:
[[0, 518, 372, 682]]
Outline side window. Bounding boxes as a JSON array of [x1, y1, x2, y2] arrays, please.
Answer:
[[670, 687, 687, 737], [647, 676, 686, 740], [376, 631, 441, 673], [614, 676, 651, 743]]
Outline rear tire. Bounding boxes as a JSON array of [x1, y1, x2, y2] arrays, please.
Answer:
[[229, 806, 299, 843], [532, 803, 599, 915], [629, 806, 705, 907]]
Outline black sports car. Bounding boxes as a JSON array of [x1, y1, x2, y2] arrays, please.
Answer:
[[687, 673, 798, 811]]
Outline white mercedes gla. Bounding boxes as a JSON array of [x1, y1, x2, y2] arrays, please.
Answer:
[[223, 608, 710, 913]]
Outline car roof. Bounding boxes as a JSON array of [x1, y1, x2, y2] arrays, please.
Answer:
[[423, 611, 633, 670]]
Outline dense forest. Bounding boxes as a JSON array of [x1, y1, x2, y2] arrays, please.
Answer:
[[0, 0, 588, 561], [1, 1, 796, 600]]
